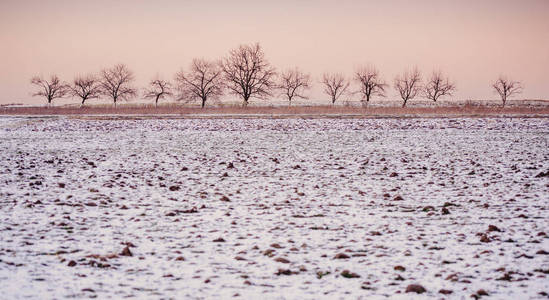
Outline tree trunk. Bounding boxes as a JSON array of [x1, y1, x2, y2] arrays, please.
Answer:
[[201, 98, 206, 108], [402, 99, 407, 108]]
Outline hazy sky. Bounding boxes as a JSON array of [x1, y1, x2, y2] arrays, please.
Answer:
[[1, 0, 548, 104]]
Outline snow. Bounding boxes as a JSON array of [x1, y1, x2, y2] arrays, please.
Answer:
[[0, 116, 548, 299]]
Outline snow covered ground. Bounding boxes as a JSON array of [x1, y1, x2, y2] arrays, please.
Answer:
[[0, 116, 548, 299]]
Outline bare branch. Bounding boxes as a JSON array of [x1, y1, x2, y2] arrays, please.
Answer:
[[354, 65, 387, 106], [277, 67, 311, 105], [99, 64, 137, 107], [394, 67, 422, 107], [71, 74, 101, 106], [321, 73, 350, 104], [492, 76, 522, 107], [175, 58, 224, 108], [30, 74, 70, 106], [221, 43, 276, 106], [144, 77, 173, 107], [424, 71, 455, 102]]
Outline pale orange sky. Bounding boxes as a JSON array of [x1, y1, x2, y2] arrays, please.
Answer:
[[1, 0, 548, 104]]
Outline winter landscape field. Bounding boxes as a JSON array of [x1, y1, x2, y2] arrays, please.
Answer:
[[0, 116, 547, 299]]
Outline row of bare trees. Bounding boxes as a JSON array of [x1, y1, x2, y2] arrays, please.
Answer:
[[31, 43, 523, 108], [323, 67, 521, 107], [31, 64, 137, 108]]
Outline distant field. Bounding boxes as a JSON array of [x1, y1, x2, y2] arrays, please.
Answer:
[[1, 102, 549, 118]]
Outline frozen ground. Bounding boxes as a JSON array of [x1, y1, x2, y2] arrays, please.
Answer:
[[0, 116, 548, 299]]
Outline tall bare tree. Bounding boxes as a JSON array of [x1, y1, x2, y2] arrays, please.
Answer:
[[99, 64, 137, 107], [354, 65, 387, 106], [278, 68, 311, 106], [71, 74, 102, 106], [175, 58, 224, 108], [492, 76, 522, 107], [144, 78, 173, 107], [424, 71, 455, 102], [30, 75, 69, 106], [321, 73, 350, 104], [221, 43, 276, 106], [394, 67, 422, 107]]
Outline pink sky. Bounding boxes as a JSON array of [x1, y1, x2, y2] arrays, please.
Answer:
[[1, 0, 548, 104]]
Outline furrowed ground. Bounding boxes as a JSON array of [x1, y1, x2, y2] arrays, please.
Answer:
[[0, 116, 548, 299]]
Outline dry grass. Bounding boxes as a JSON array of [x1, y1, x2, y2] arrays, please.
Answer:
[[1, 103, 549, 118]]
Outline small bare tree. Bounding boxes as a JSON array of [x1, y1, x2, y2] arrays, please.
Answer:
[[144, 78, 173, 107], [492, 76, 522, 107], [394, 68, 422, 107], [278, 68, 311, 106], [175, 58, 224, 108], [30, 75, 69, 107], [221, 43, 276, 106], [99, 64, 137, 107], [424, 71, 455, 102], [71, 74, 102, 106], [354, 65, 387, 106], [321, 73, 350, 105]]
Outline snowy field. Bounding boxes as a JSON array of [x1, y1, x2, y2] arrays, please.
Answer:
[[0, 116, 548, 299]]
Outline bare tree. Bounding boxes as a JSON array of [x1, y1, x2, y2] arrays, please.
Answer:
[[321, 73, 350, 104], [221, 43, 276, 106], [71, 74, 102, 106], [492, 76, 522, 107], [424, 71, 455, 102], [354, 65, 387, 106], [30, 75, 69, 106], [144, 78, 173, 107], [175, 58, 224, 108], [394, 67, 422, 107], [278, 68, 311, 106], [99, 64, 137, 107]]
